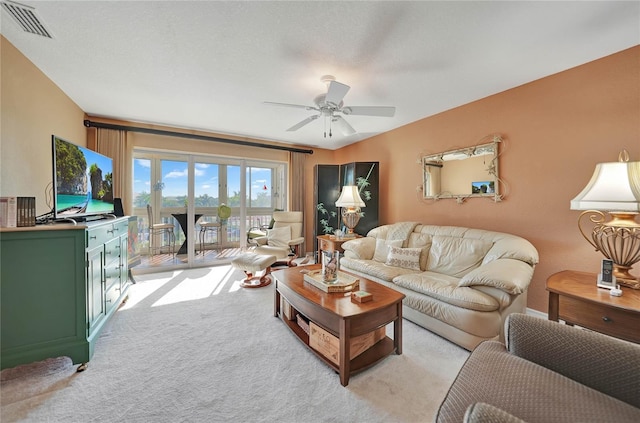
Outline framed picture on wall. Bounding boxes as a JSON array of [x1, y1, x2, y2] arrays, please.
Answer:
[[471, 181, 494, 194]]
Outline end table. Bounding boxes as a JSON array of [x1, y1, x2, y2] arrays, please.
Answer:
[[546, 270, 640, 344]]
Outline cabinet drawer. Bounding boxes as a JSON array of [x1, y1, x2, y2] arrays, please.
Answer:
[[104, 237, 121, 263], [104, 259, 121, 289], [559, 296, 640, 342], [87, 220, 127, 249], [87, 225, 111, 249], [112, 220, 128, 238], [104, 282, 122, 312]]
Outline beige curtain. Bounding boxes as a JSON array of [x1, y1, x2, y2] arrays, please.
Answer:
[[289, 152, 305, 211], [95, 128, 133, 215], [290, 151, 306, 252]]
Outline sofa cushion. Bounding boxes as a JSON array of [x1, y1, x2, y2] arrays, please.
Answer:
[[341, 236, 376, 260], [386, 221, 420, 241], [482, 236, 539, 267], [373, 238, 403, 262], [339, 258, 418, 282], [458, 259, 534, 294], [393, 272, 499, 312], [267, 226, 291, 248], [405, 235, 432, 270], [428, 236, 493, 277], [385, 246, 423, 271]]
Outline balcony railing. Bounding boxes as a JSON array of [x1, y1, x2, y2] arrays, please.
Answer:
[[132, 211, 273, 255]]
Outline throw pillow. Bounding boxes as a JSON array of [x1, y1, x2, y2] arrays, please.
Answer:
[[385, 246, 422, 271], [373, 238, 403, 262], [267, 226, 291, 248]]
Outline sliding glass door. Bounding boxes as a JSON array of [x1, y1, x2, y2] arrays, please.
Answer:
[[131, 149, 286, 270]]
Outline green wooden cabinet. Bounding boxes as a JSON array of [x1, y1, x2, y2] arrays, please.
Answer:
[[0, 217, 130, 370]]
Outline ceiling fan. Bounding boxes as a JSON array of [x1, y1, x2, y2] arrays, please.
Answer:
[[265, 75, 396, 138]]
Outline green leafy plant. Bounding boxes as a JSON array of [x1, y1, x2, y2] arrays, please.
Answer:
[[316, 202, 337, 234], [354, 163, 376, 218]]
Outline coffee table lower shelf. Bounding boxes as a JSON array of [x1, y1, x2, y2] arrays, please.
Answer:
[[279, 313, 397, 376], [273, 265, 404, 386]]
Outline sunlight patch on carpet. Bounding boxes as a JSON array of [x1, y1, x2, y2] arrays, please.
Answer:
[[121, 271, 177, 309], [126, 266, 246, 308]]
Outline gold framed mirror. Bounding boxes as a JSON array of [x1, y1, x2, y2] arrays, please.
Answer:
[[422, 135, 502, 202]]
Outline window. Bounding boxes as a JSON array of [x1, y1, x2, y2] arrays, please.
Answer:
[[246, 166, 273, 208], [132, 150, 286, 260]]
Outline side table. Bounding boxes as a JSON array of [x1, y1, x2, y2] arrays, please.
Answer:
[[317, 234, 361, 256], [546, 270, 640, 344]]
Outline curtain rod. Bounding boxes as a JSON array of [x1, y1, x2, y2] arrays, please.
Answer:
[[83, 119, 314, 155]]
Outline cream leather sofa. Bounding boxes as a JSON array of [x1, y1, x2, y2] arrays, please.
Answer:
[[340, 222, 539, 350]]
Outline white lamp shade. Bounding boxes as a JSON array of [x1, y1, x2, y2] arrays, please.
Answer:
[[570, 161, 640, 211], [335, 185, 365, 208]]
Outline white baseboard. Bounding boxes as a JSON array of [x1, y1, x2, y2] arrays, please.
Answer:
[[525, 308, 548, 319]]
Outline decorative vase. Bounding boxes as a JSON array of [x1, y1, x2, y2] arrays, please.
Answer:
[[322, 250, 340, 283]]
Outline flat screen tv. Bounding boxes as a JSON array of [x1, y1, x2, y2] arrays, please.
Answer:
[[52, 135, 115, 220]]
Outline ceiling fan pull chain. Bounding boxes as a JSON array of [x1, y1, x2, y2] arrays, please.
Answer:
[[329, 115, 333, 137]]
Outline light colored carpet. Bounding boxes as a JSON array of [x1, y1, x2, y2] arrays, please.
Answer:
[[1, 265, 469, 423]]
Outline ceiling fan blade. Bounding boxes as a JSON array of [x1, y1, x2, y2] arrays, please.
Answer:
[[287, 115, 319, 131], [325, 81, 350, 106], [332, 116, 356, 136], [341, 106, 396, 117], [264, 101, 317, 111]]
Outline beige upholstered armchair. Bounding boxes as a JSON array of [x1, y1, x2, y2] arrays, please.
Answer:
[[437, 313, 640, 423], [252, 211, 304, 267]]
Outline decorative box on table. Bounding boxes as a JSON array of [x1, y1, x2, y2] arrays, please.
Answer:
[[309, 323, 386, 365]]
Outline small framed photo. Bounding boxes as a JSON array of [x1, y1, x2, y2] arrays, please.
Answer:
[[472, 181, 494, 194]]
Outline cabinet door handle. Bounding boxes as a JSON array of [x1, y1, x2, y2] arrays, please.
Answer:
[[602, 316, 613, 323], [89, 235, 97, 240]]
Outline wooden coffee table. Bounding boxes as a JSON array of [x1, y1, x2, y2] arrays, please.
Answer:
[[273, 264, 405, 386]]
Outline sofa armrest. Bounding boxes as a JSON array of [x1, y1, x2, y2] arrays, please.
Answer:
[[341, 236, 376, 260], [464, 403, 526, 423], [458, 259, 533, 295], [506, 313, 640, 408]]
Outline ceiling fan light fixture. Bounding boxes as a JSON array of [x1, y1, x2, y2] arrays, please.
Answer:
[[320, 75, 336, 87], [265, 75, 396, 138]]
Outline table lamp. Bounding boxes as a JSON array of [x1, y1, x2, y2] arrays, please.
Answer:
[[570, 150, 640, 289], [335, 185, 365, 238]]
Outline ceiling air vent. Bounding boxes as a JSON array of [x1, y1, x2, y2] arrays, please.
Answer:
[[1, 0, 52, 38]]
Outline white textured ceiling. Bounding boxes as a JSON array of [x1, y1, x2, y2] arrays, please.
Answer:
[[2, 1, 639, 150]]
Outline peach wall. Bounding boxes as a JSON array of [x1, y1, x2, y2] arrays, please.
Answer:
[[0, 36, 86, 215], [334, 46, 640, 312]]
